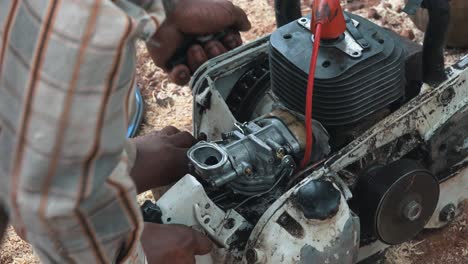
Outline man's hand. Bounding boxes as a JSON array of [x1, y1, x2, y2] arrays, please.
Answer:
[[141, 223, 213, 264], [147, 0, 251, 85], [130, 126, 196, 193]]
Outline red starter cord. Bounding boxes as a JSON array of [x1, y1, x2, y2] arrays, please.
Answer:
[[300, 23, 323, 168]]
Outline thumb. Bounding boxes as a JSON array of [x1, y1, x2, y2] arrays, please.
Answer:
[[173, 1, 251, 34], [146, 22, 184, 71]]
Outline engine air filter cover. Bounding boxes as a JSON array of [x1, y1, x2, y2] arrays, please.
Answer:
[[357, 159, 439, 245]]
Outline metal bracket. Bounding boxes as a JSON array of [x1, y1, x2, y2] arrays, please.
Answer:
[[297, 17, 364, 58], [156, 175, 251, 248]]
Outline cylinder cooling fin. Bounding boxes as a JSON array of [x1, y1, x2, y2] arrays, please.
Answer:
[[269, 13, 407, 127]]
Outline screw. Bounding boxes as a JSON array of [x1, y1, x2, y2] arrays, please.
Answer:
[[204, 218, 210, 224], [440, 204, 456, 222], [223, 218, 236, 230], [403, 200, 422, 221], [439, 88, 455, 106], [244, 167, 253, 176], [246, 249, 258, 264], [246, 248, 265, 264], [276, 147, 286, 159], [205, 203, 210, 209]]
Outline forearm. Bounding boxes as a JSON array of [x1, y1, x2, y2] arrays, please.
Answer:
[[125, 139, 153, 194]]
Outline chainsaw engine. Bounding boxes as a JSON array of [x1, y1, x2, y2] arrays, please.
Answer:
[[190, 11, 423, 200], [152, 2, 468, 264]]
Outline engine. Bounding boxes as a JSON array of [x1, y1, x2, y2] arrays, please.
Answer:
[[151, 5, 468, 264], [189, 12, 422, 195]]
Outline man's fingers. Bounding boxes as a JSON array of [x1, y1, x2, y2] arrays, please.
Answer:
[[169, 131, 196, 148], [204, 41, 227, 59], [234, 32, 243, 46], [222, 32, 242, 50], [146, 0, 251, 85], [160, 126, 180, 135], [169, 64, 191, 85], [187, 45, 208, 72], [191, 230, 213, 256]]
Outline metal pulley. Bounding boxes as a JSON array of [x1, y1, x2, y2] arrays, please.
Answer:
[[357, 159, 440, 245]]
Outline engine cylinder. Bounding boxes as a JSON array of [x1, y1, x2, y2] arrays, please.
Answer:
[[269, 13, 407, 127]]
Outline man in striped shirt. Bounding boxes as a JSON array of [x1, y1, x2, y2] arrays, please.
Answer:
[[0, 0, 250, 263]]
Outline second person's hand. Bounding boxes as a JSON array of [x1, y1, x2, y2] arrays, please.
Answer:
[[147, 0, 251, 85], [141, 223, 213, 264]]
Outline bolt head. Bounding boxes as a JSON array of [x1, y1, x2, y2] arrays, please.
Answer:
[[223, 218, 236, 230], [440, 204, 457, 222], [246, 249, 259, 264], [439, 88, 455, 106], [403, 200, 422, 221]]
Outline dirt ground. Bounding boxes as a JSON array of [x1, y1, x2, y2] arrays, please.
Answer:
[[1, 0, 467, 263]]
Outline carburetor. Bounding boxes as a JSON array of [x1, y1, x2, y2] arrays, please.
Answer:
[[187, 111, 330, 195]]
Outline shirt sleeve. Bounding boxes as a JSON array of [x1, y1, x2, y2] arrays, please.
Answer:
[[0, 0, 167, 263]]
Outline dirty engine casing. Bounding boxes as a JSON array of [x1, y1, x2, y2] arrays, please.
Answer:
[[154, 9, 468, 264]]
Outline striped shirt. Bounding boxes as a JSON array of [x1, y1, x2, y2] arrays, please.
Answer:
[[0, 1, 167, 263]]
